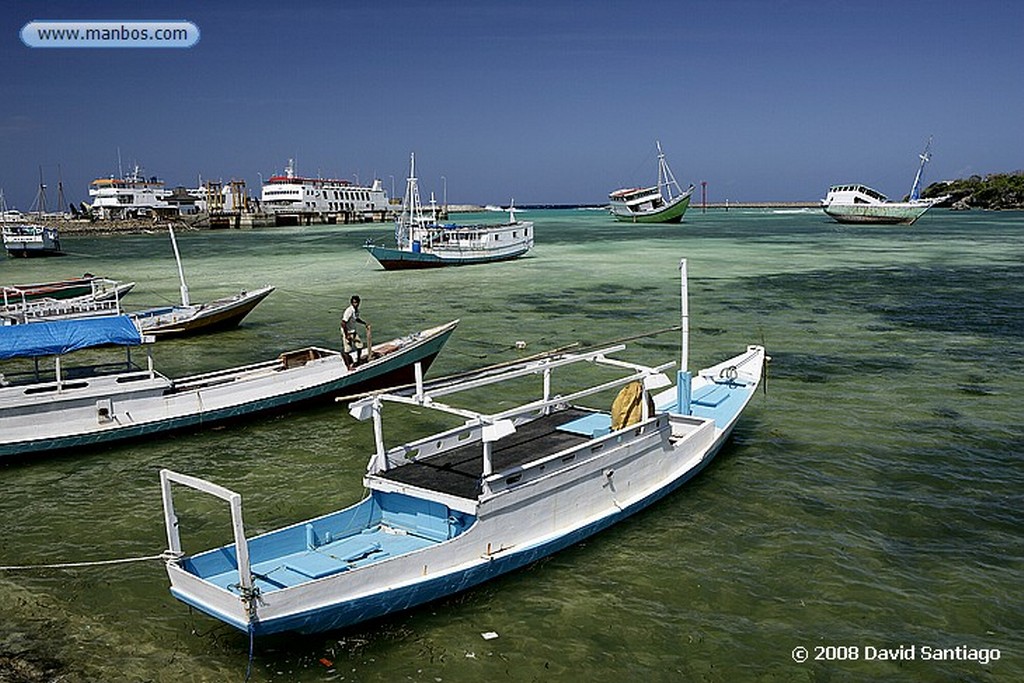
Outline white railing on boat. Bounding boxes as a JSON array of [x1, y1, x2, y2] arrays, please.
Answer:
[[348, 345, 674, 490]]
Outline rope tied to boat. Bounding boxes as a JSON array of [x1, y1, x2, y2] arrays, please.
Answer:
[[0, 550, 174, 571], [240, 582, 262, 621], [239, 584, 262, 682]]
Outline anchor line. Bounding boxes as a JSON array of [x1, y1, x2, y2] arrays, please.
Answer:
[[0, 551, 170, 571]]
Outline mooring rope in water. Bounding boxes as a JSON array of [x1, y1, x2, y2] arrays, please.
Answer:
[[0, 551, 170, 571], [245, 623, 256, 682]]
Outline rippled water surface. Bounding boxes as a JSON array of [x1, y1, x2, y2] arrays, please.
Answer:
[[2, 208, 1022, 681]]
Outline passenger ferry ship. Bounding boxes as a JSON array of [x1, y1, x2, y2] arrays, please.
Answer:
[[88, 165, 175, 219], [260, 160, 390, 225]]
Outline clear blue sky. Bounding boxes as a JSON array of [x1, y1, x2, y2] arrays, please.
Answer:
[[2, 0, 1021, 208]]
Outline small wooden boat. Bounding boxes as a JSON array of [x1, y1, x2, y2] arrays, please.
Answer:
[[3, 224, 65, 257], [130, 285, 275, 337], [609, 141, 695, 223], [821, 137, 948, 225], [127, 226, 273, 337], [0, 317, 458, 460], [0, 275, 124, 303], [1, 278, 136, 324], [158, 260, 765, 636], [365, 153, 534, 269]]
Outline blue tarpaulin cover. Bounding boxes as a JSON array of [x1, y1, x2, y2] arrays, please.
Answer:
[[0, 316, 142, 360]]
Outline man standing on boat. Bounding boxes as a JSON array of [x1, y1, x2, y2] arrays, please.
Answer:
[[341, 295, 370, 368]]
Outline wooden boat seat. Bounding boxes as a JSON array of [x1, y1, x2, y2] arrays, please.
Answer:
[[285, 544, 385, 579], [691, 383, 729, 407], [557, 412, 611, 438], [277, 348, 328, 369], [245, 532, 437, 589]]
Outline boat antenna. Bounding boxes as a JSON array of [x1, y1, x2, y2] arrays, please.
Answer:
[[508, 197, 517, 223], [167, 225, 191, 306], [676, 258, 693, 415], [909, 136, 933, 201]]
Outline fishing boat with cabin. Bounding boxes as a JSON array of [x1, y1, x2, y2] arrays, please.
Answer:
[[364, 153, 534, 269], [3, 224, 65, 257], [609, 141, 695, 223], [157, 259, 765, 636], [0, 316, 457, 460], [821, 137, 948, 225]]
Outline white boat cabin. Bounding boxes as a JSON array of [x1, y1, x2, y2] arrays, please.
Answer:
[[609, 186, 666, 213], [822, 184, 890, 206]]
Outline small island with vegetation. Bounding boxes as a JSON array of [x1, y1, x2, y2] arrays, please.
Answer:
[[922, 172, 1024, 210]]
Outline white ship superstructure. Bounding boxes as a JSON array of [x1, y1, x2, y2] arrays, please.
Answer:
[[260, 160, 390, 224], [88, 165, 206, 219]]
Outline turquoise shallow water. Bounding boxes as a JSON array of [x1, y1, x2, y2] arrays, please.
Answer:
[[1, 208, 1021, 681]]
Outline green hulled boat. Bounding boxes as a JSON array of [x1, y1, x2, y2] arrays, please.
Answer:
[[609, 141, 694, 223]]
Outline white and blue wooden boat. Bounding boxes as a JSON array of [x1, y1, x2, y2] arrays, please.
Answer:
[[159, 260, 765, 636], [0, 316, 457, 459], [364, 153, 533, 270]]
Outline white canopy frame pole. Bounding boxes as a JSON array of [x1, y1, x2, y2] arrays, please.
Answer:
[[542, 366, 552, 414], [680, 258, 689, 372], [677, 258, 692, 415], [371, 397, 386, 471]]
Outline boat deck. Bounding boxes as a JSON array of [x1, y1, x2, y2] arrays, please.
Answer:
[[378, 407, 596, 499], [200, 523, 439, 594]]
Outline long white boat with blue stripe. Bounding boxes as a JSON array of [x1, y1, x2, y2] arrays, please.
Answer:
[[364, 153, 534, 270], [159, 260, 766, 636], [0, 316, 457, 460]]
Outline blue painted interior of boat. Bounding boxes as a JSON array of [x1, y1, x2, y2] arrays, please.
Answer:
[[183, 491, 476, 594], [657, 379, 758, 430], [557, 412, 611, 438], [132, 306, 177, 318], [691, 384, 730, 407]]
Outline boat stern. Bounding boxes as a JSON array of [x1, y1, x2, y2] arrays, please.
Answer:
[[166, 561, 253, 632]]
